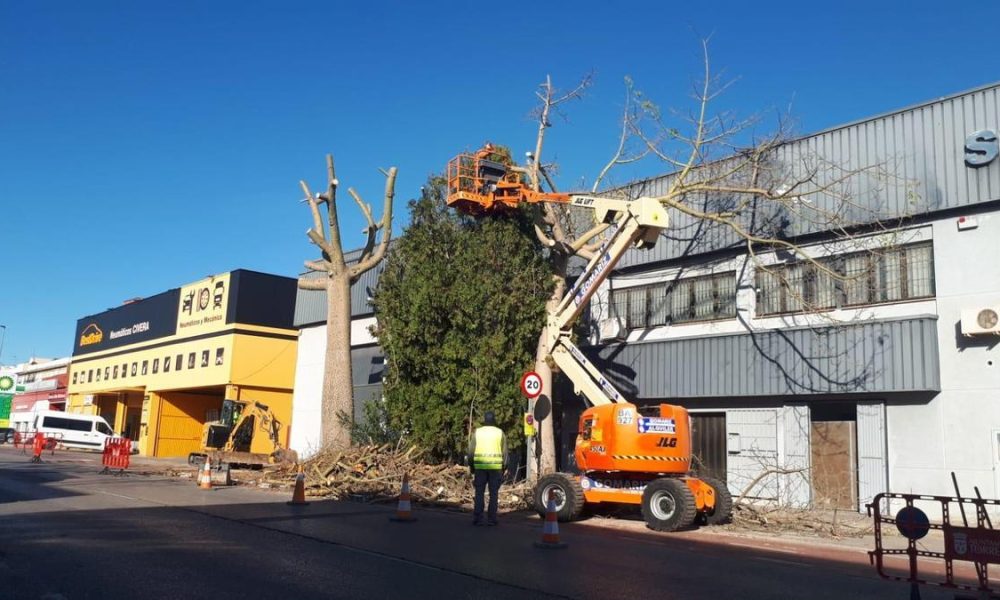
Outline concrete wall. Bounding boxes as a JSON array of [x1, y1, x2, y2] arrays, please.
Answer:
[[887, 207, 1000, 499], [289, 319, 380, 458]]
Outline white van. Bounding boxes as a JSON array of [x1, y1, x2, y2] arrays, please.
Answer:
[[32, 410, 118, 451]]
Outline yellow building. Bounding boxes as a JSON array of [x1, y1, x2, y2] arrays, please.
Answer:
[[65, 270, 298, 458]]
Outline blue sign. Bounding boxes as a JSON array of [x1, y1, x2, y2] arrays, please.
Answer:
[[638, 417, 676, 434], [895, 506, 930, 540]]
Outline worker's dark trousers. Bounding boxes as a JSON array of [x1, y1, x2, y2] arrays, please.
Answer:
[[473, 469, 502, 523]]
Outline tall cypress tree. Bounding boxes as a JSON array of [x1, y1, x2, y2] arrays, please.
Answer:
[[372, 177, 552, 463]]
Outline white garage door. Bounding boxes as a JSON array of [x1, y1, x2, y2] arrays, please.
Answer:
[[857, 401, 888, 512], [727, 409, 780, 501]]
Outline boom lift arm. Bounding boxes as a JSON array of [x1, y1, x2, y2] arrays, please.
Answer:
[[542, 196, 669, 407]]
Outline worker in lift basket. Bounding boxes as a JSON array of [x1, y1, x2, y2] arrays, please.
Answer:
[[469, 410, 508, 526]]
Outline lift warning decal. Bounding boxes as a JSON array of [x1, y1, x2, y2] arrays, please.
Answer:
[[638, 417, 676, 434]]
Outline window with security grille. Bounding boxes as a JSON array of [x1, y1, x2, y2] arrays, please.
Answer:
[[755, 241, 935, 316], [610, 272, 737, 329]]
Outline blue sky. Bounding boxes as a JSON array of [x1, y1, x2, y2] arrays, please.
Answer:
[[1, 0, 997, 364]]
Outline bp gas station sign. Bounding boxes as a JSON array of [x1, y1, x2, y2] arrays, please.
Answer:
[[0, 374, 13, 428]]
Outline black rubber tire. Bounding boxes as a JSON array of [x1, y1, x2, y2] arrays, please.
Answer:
[[696, 476, 733, 525], [641, 478, 697, 532], [534, 473, 585, 522]]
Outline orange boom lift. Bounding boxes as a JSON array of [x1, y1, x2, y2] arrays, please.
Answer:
[[446, 145, 732, 531]]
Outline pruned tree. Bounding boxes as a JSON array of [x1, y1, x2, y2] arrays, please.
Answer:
[[298, 154, 397, 450], [521, 41, 919, 477]]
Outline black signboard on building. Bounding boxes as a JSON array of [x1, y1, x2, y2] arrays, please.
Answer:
[[72, 289, 181, 356]]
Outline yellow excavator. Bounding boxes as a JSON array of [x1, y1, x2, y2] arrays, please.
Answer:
[[188, 399, 297, 468]]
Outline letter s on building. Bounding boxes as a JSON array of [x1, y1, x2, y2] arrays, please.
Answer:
[[965, 129, 999, 168]]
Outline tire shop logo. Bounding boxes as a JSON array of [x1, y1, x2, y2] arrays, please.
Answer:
[[79, 323, 104, 347]]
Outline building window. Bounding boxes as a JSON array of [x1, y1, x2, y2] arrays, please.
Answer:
[[104, 367, 110, 380], [201, 350, 209, 368], [610, 272, 737, 328], [72, 372, 78, 385], [176, 354, 184, 371], [188, 353, 195, 369], [756, 241, 936, 316], [163, 356, 171, 373], [215, 348, 224, 366], [95, 368, 101, 382], [131, 363, 137, 377], [122, 363, 128, 378], [141, 360, 148, 376], [88, 370, 93, 383], [113, 365, 119, 379]]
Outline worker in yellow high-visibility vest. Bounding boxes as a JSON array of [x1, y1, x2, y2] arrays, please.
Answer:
[[468, 411, 507, 526]]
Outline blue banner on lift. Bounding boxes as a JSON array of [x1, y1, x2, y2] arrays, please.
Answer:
[[638, 417, 676, 434]]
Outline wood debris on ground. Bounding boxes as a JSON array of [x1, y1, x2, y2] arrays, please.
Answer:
[[256, 443, 532, 510], [727, 503, 879, 538]]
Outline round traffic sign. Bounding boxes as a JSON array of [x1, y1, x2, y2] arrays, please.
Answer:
[[520, 371, 542, 399], [895, 506, 930, 540]]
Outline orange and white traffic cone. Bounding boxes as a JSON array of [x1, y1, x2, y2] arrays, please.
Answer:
[[199, 456, 213, 490], [389, 473, 416, 522], [533, 490, 567, 549], [287, 465, 309, 506]]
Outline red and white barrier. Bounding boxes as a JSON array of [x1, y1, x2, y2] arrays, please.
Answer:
[[100, 437, 132, 476]]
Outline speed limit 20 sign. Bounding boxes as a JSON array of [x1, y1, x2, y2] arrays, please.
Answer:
[[520, 371, 542, 399]]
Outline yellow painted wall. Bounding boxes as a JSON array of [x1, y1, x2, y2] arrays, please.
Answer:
[[229, 332, 297, 390], [155, 391, 223, 457], [230, 386, 295, 454]]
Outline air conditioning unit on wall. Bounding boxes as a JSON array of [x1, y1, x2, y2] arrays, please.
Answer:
[[961, 307, 1000, 336], [598, 317, 628, 342]]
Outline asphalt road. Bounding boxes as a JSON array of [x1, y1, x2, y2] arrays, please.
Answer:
[[0, 446, 955, 600]]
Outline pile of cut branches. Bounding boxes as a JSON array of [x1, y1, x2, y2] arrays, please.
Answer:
[[729, 503, 876, 538], [261, 443, 532, 510]]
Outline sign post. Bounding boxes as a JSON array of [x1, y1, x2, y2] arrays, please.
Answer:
[[521, 371, 542, 441]]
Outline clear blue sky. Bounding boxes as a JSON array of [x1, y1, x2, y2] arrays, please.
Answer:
[[1, 0, 997, 364]]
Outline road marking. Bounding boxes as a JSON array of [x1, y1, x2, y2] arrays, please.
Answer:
[[754, 556, 811, 567]]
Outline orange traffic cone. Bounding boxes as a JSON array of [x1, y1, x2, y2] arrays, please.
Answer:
[[287, 465, 309, 506], [533, 489, 567, 549], [389, 473, 416, 522], [199, 456, 213, 490]]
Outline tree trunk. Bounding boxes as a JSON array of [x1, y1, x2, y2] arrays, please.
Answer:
[[322, 272, 354, 450], [531, 255, 568, 479]]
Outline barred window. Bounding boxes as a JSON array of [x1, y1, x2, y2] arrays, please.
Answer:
[[610, 272, 737, 329], [756, 241, 935, 316]]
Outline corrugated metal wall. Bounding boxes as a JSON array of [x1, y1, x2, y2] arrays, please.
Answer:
[[617, 84, 1000, 269], [587, 316, 939, 398]]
